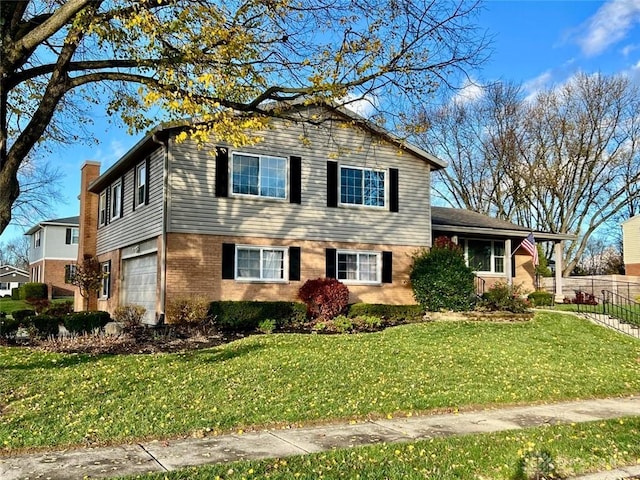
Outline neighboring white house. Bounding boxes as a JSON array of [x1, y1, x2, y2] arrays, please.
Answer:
[[622, 215, 640, 276], [25, 216, 80, 297], [0, 265, 29, 297]]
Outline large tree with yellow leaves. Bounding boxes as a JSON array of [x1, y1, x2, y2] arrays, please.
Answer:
[[0, 0, 487, 234]]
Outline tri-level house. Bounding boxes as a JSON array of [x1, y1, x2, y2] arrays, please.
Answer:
[[77, 103, 570, 323], [26, 216, 80, 297]]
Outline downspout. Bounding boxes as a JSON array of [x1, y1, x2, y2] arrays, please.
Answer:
[[152, 132, 169, 325]]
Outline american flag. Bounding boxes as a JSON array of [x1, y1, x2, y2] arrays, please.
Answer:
[[518, 233, 539, 266]]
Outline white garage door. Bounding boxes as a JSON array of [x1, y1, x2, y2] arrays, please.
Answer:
[[122, 253, 157, 325]]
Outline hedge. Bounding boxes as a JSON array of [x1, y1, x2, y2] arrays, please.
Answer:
[[27, 314, 60, 337], [11, 287, 20, 300], [63, 311, 111, 333], [209, 301, 307, 332], [347, 303, 424, 324], [527, 291, 554, 307], [20, 283, 48, 300], [0, 316, 20, 336], [11, 309, 36, 322]]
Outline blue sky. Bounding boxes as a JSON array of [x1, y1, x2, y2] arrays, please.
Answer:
[[3, 0, 640, 241]]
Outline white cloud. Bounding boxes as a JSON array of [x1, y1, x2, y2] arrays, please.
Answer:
[[339, 93, 379, 118], [522, 70, 553, 102], [621, 43, 640, 56], [577, 0, 640, 56], [451, 80, 484, 105]]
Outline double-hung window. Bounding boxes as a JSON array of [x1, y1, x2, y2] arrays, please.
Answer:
[[236, 246, 286, 281], [100, 261, 111, 298], [337, 250, 381, 283], [111, 181, 122, 219], [99, 191, 107, 226], [34, 230, 41, 248], [136, 162, 147, 207], [463, 239, 505, 274], [340, 166, 385, 207], [232, 153, 287, 199]]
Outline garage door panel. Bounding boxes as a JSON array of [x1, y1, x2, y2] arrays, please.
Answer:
[[122, 254, 157, 324]]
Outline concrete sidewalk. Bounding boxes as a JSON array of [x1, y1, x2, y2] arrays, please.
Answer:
[[1, 396, 639, 480]]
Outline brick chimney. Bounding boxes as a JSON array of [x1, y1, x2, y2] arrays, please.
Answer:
[[75, 161, 101, 311]]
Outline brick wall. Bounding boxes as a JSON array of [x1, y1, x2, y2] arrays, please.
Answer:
[[43, 259, 77, 298], [626, 264, 640, 276], [96, 250, 121, 316], [166, 233, 422, 305]]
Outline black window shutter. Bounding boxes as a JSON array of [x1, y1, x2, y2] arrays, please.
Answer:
[[389, 168, 399, 212], [289, 246, 301, 281], [325, 248, 337, 278], [290, 156, 302, 204], [382, 251, 393, 283], [65, 228, 71, 245], [222, 243, 235, 279], [144, 157, 151, 205], [106, 260, 112, 298], [105, 187, 110, 225], [215, 147, 229, 197], [327, 161, 338, 208]]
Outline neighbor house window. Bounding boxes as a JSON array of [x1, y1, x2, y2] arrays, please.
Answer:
[[100, 261, 111, 298], [463, 239, 505, 274], [65, 227, 79, 245], [99, 191, 107, 226], [232, 153, 287, 199], [111, 181, 122, 219], [235, 245, 286, 281], [64, 264, 77, 284], [337, 250, 381, 283], [340, 166, 385, 207], [136, 161, 147, 207], [0, 282, 8, 290], [34, 230, 41, 248]]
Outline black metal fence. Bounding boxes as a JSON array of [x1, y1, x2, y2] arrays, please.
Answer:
[[575, 289, 640, 338]]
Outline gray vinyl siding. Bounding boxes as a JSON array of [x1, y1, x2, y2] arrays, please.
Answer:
[[167, 119, 432, 247], [96, 148, 164, 255]]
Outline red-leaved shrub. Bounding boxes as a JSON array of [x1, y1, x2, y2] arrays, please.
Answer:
[[298, 278, 349, 320]]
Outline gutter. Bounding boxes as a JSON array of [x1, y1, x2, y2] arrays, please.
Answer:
[[152, 131, 170, 325]]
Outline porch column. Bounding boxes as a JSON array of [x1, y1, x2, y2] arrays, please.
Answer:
[[554, 241, 564, 302], [505, 238, 512, 285]]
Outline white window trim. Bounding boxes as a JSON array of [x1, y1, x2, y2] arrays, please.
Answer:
[[231, 152, 289, 201], [463, 238, 506, 275], [70, 227, 80, 245], [111, 181, 122, 220], [34, 230, 41, 248], [235, 245, 288, 282], [135, 161, 147, 208], [99, 191, 107, 227], [100, 261, 110, 299], [337, 249, 382, 285], [338, 165, 387, 209]]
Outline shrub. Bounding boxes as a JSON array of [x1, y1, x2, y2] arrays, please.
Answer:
[[332, 315, 353, 333], [209, 301, 307, 332], [257, 319, 276, 334], [480, 281, 531, 313], [63, 311, 111, 334], [0, 316, 20, 336], [298, 278, 349, 320], [572, 291, 598, 305], [166, 296, 210, 325], [20, 282, 48, 300], [409, 238, 475, 312], [28, 314, 61, 337], [350, 314, 383, 331], [12, 309, 36, 322], [112, 305, 146, 330], [11, 287, 20, 300], [527, 291, 554, 307], [26, 297, 50, 314], [45, 301, 74, 317], [347, 303, 424, 324]]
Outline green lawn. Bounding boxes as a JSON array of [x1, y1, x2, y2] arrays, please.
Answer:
[[1, 312, 639, 454], [117, 417, 640, 480], [0, 297, 73, 314]]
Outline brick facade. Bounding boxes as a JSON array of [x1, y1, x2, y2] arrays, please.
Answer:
[[96, 250, 121, 315], [626, 263, 640, 276], [30, 259, 76, 298], [165, 233, 421, 305]]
